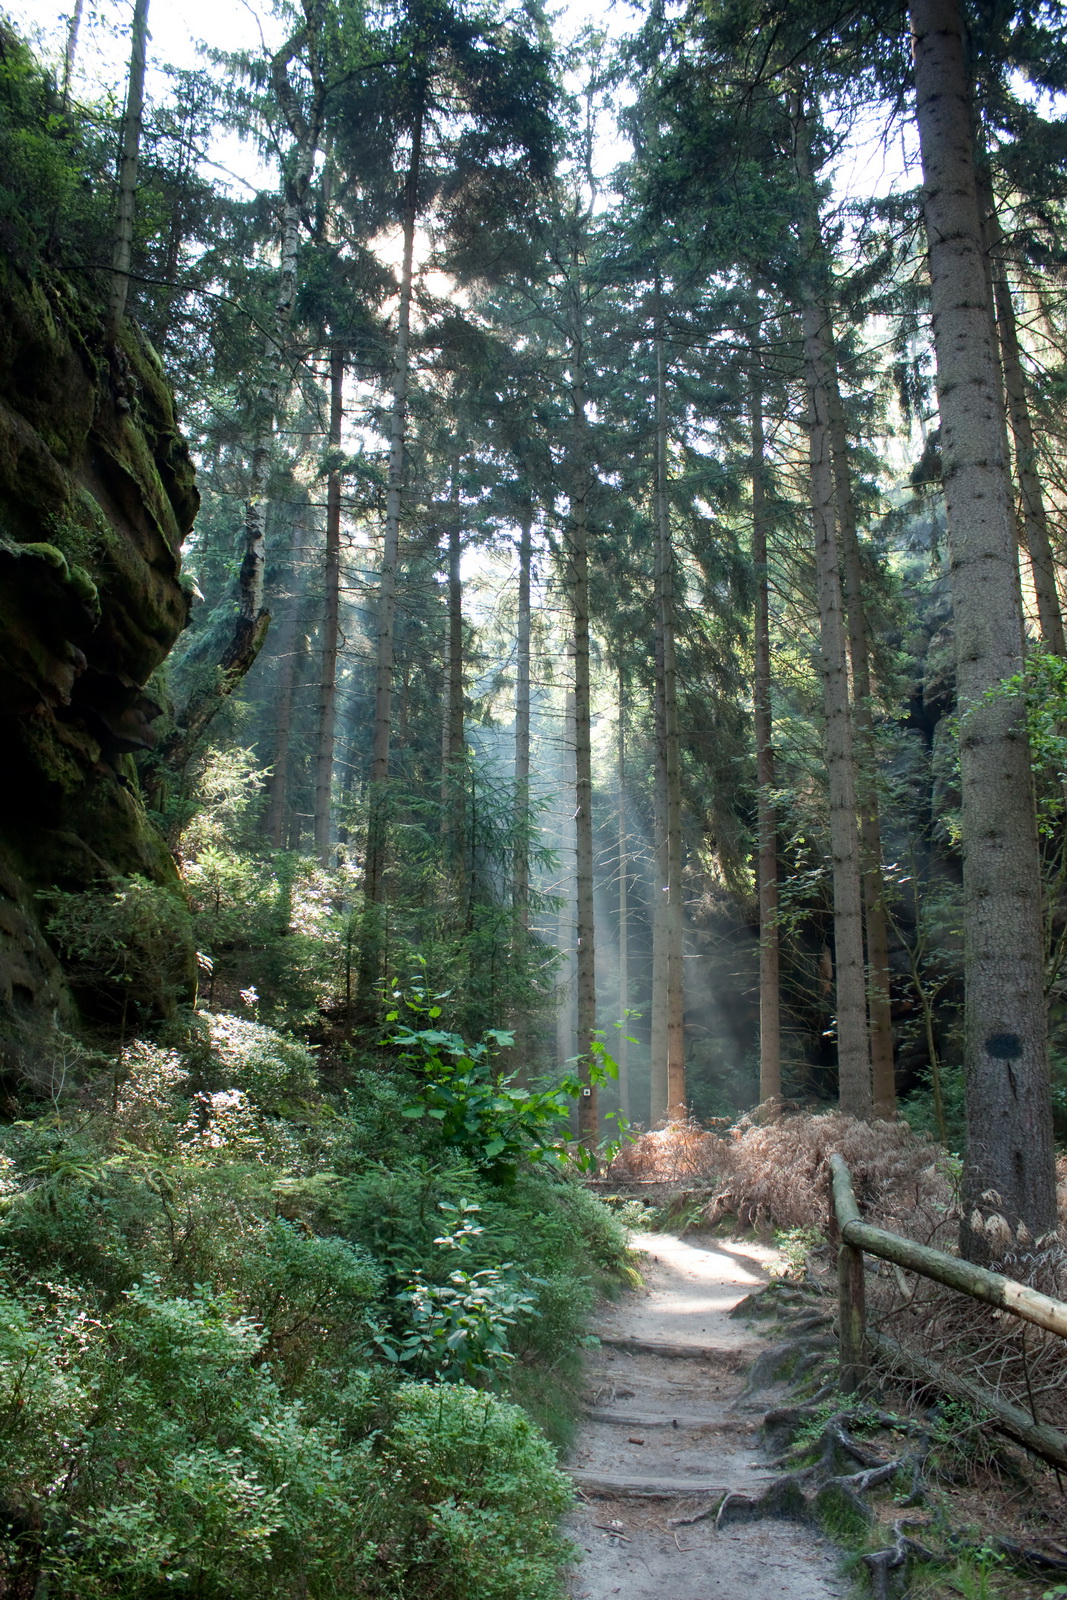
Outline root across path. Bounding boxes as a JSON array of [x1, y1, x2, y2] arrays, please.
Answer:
[[565, 1232, 847, 1600]]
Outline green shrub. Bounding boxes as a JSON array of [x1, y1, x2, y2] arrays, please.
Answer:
[[374, 1383, 574, 1600], [182, 1011, 318, 1111], [236, 1219, 382, 1384], [0, 1274, 574, 1600], [0, 1001, 617, 1598]]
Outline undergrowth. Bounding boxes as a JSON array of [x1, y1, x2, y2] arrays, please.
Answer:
[[0, 1011, 630, 1599]]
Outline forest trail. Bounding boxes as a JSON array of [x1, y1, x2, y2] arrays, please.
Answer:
[[565, 1232, 847, 1600]]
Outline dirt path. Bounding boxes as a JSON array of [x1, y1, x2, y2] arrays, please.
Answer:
[[565, 1231, 847, 1600]]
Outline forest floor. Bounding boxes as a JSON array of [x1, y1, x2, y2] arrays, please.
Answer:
[[564, 1231, 848, 1600]]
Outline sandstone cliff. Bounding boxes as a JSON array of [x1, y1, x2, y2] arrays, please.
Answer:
[[0, 256, 198, 1088]]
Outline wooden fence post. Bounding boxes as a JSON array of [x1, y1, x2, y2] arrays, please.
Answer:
[[830, 1168, 866, 1392]]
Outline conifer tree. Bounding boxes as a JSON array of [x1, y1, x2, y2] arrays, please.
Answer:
[[909, 0, 1057, 1259]]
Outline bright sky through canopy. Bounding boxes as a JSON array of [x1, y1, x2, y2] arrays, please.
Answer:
[[16, 0, 916, 205]]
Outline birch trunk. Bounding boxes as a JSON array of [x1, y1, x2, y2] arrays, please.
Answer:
[[910, 0, 1057, 1259], [826, 357, 896, 1116], [62, 0, 84, 109], [107, 0, 149, 342], [751, 359, 781, 1107], [313, 345, 344, 862], [794, 99, 873, 1118]]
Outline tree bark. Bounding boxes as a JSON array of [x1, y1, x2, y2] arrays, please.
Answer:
[[313, 344, 344, 863], [446, 485, 465, 772], [266, 517, 308, 847], [239, 23, 324, 641], [62, 0, 84, 109], [616, 660, 631, 1119], [107, 0, 149, 342], [556, 654, 577, 1071], [986, 220, 1066, 655], [170, 25, 324, 772], [655, 324, 686, 1118], [571, 333, 598, 1145], [794, 99, 873, 1118], [910, 0, 1057, 1260], [751, 355, 781, 1108], [359, 96, 424, 1000], [441, 469, 466, 879], [826, 355, 896, 1117], [514, 512, 532, 929], [650, 627, 669, 1125]]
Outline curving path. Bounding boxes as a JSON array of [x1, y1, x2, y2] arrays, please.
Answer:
[[565, 1232, 846, 1600]]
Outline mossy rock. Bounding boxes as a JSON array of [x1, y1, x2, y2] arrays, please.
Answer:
[[0, 251, 198, 1057]]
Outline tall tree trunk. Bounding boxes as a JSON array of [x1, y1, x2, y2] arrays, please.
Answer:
[[751, 356, 781, 1108], [649, 637, 669, 1125], [616, 660, 631, 1120], [568, 287, 598, 1145], [107, 0, 149, 342], [62, 0, 84, 109], [165, 28, 323, 774], [359, 98, 424, 998], [446, 480, 465, 773], [313, 344, 344, 862], [266, 517, 308, 847], [910, 0, 1057, 1260], [238, 25, 323, 662], [514, 512, 532, 929], [556, 656, 577, 1070], [985, 214, 1066, 655], [655, 323, 686, 1117], [826, 355, 896, 1117], [794, 99, 873, 1118], [442, 472, 466, 881]]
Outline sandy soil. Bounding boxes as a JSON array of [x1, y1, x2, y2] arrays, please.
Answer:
[[564, 1232, 848, 1600]]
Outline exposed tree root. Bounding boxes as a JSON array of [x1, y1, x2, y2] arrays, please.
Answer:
[[861, 1521, 935, 1600], [737, 1335, 835, 1397]]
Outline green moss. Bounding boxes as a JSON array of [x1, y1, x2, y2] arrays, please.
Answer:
[[19, 539, 68, 573], [46, 489, 117, 568], [813, 1479, 873, 1544], [67, 563, 99, 614]]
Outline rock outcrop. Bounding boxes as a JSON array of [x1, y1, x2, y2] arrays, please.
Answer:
[[0, 255, 197, 1090]]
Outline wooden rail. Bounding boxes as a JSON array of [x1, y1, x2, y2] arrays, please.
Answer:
[[828, 1153, 1067, 1470]]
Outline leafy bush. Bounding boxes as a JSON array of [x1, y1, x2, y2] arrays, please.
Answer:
[[374, 1200, 540, 1386], [0, 23, 112, 271], [374, 1383, 574, 1600], [389, 988, 627, 1180], [43, 875, 194, 1022], [0, 1003, 628, 1597], [0, 1274, 574, 1600], [181, 1011, 318, 1111]]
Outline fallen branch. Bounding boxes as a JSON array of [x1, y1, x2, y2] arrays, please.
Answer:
[[868, 1330, 1067, 1471]]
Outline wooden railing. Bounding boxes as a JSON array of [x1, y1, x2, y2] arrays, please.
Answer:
[[828, 1153, 1067, 1469]]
